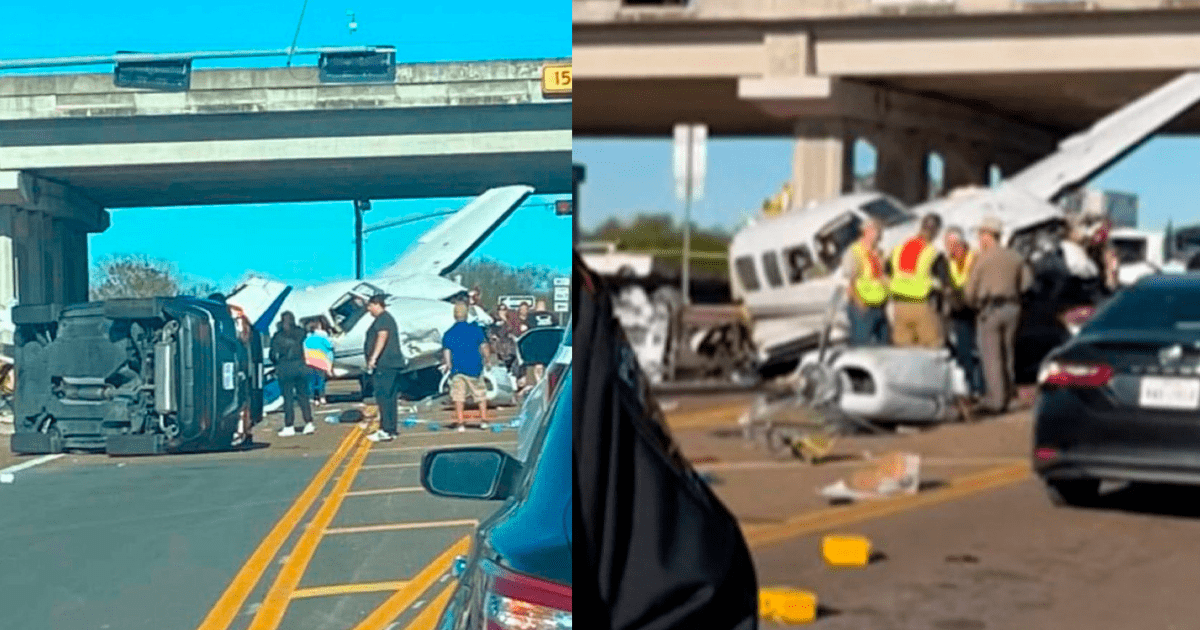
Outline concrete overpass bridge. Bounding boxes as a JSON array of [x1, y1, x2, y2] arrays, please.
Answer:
[[574, 0, 1200, 207], [0, 58, 571, 306]]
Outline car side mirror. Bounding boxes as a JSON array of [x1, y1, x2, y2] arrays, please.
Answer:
[[420, 447, 523, 501]]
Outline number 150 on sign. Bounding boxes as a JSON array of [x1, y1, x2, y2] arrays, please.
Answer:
[[543, 64, 571, 96]]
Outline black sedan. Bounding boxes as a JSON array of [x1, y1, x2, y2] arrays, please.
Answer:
[[420, 363, 571, 629], [1033, 275, 1200, 506]]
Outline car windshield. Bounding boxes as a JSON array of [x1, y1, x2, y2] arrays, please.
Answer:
[[1083, 285, 1200, 332]]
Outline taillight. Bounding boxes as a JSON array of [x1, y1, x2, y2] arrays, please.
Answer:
[[1035, 447, 1059, 461], [1038, 361, 1113, 388], [484, 562, 571, 630]]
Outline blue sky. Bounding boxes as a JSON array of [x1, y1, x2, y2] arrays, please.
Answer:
[[575, 135, 1192, 234], [0, 0, 571, 290]]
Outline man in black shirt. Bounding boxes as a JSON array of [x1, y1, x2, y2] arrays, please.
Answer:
[[364, 294, 405, 442]]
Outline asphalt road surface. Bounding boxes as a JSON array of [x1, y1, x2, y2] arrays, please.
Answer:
[[0, 399, 518, 630], [665, 392, 1200, 630]]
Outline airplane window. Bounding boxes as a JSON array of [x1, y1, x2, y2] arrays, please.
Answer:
[[783, 246, 814, 283], [816, 214, 862, 270], [761, 252, 784, 288], [353, 283, 383, 296], [860, 197, 911, 226], [330, 293, 369, 333], [734, 256, 761, 292]]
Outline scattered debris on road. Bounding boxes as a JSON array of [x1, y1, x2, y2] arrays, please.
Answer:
[[760, 587, 818, 625], [822, 535, 873, 568], [820, 452, 921, 501]]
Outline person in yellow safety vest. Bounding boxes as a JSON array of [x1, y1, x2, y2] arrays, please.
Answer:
[[842, 218, 890, 346], [885, 213, 947, 348], [943, 226, 985, 398]]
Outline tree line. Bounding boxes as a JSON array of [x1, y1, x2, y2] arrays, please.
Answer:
[[88, 254, 560, 305]]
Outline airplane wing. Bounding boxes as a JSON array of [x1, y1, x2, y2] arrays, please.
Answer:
[[1007, 70, 1200, 201], [373, 185, 534, 279]]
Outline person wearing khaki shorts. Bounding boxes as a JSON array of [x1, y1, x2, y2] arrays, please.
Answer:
[[450, 372, 488, 413], [442, 301, 492, 431]]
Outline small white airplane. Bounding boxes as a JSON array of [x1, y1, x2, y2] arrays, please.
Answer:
[[226, 185, 542, 404], [730, 69, 1200, 429], [730, 69, 1200, 375]]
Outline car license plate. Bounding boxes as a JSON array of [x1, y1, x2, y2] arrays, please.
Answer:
[[1139, 376, 1200, 410]]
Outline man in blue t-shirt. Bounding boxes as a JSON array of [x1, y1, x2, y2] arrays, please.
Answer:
[[442, 301, 492, 431]]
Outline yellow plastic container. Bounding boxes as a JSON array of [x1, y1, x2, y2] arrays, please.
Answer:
[[821, 534, 872, 567], [760, 587, 818, 624]]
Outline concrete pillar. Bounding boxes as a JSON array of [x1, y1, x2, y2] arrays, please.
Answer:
[[791, 120, 853, 209], [942, 144, 990, 190], [873, 131, 928, 205], [0, 172, 108, 306]]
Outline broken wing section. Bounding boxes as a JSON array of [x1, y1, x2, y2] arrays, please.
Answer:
[[1007, 70, 1200, 201], [374, 185, 534, 279]]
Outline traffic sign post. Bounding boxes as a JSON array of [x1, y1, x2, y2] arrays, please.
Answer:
[[673, 123, 707, 305]]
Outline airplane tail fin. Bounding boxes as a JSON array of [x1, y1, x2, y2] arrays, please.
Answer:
[[226, 278, 293, 333], [1007, 70, 1200, 201], [373, 185, 534, 279]]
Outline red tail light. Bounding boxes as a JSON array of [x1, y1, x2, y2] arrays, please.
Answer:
[[483, 561, 571, 630], [1035, 447, 1059, 461], [1038, 361, 1113, 388]]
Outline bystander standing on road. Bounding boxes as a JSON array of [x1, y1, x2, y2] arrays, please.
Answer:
[[270, 311, 315, 437], [442, 302, 492, 432], [364, 295, 405, 442], [966, 216, 1033, 415], [515, 302, 533, 334], [304, 317, 335, 406]]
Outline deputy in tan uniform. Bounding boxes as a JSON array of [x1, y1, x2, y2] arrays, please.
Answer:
[[965, 216, 1032, 414], [886, 213, 945, 348]]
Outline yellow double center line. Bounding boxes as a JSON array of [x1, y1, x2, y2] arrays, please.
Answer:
[[248, 435, 375, 630], [195, 425, 364, 630]]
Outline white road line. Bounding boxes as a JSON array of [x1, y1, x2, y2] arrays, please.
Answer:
[[359, 463, 420, 470], [370, 441, 516, 453], [0, 453, 65, 476]]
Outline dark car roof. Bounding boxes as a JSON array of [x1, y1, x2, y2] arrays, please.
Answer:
[[487, 369, 572, 585]]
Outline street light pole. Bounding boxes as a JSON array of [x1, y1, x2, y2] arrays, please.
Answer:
[[682, 160, 692, 306], [354, 199, 371, 279]]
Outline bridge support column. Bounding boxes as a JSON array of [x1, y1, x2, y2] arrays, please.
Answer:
[[942, 143, 991, 190], [0, 172, 108, 306], [791, 120, 854, 209], [873, 131, 929, 205]]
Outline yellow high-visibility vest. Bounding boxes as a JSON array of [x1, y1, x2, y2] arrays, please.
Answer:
[[889, 237, 938, 300], [948, 249, 977, 290], [849, 241, 888, 306]]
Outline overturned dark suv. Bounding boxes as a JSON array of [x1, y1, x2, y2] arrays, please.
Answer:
[[10, 297, 264, 456]]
